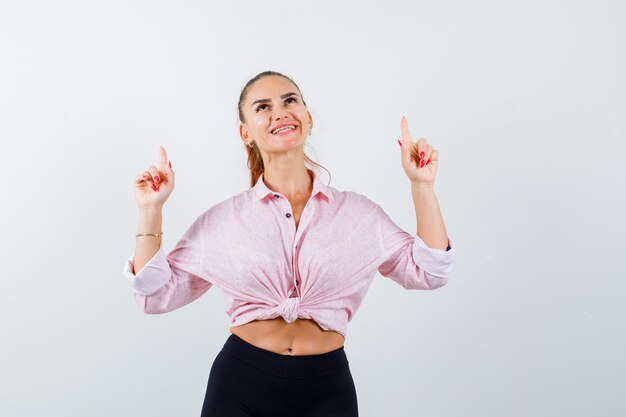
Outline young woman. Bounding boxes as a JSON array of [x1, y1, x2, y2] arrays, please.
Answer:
[[124, 71, 455, 417]]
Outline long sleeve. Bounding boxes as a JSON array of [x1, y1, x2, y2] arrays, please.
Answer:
[[122, 213, 214, 314], [375, 204, 455, 290]]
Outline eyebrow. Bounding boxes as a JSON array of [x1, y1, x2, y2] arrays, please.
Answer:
[[250, 92, 299, 108]]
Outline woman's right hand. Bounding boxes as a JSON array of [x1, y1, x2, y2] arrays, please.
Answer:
[[134, 145, 175, 210]]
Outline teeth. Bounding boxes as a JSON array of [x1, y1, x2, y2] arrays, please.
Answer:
[[272, 125, 296, 134]]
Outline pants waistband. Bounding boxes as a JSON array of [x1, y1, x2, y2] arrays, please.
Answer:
[[222, 333, 349, 380]]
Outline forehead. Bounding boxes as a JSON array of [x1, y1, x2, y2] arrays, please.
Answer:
[[247, 76, 298, 100]]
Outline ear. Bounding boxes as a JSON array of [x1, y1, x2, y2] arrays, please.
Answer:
[[307, 110, 313, 131], [239, 123, 250, 142]]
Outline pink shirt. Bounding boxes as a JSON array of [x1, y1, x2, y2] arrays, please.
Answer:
[[123, 169, 455, 339]]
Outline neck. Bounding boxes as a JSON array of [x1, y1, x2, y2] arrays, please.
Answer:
[[263, 167, 313, 201]]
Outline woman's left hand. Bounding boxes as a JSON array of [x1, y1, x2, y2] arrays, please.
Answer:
[[397, 116, 438, 186]]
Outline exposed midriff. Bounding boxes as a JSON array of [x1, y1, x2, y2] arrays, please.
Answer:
[[230, 317, 345, 356]]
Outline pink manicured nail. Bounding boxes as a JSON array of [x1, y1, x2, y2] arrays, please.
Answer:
[[420, 151, 425, 159], [155, 175, 160, 183], [151, 183, 158, 191], [397, 139, 402, 148], [426, 159, 431, 165]]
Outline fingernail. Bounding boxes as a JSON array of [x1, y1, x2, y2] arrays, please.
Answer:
[[397, 139, 402, 148], [142, 175, 148, 179], [420, 151, 425, 159], [155, 175, 160, 183], [426, 159, 431, 165], [151, 183, 158, 191], [169, 161, 172, 168], [420, 159, 425, 168]]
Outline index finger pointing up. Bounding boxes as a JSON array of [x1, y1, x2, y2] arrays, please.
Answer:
[[159, 145, 168, 168], [400, 116, 413, 142]]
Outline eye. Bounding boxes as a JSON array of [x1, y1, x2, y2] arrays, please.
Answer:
[[255, 97, 297, 113]]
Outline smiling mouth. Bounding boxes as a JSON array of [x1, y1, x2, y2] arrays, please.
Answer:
[[270, 125, 298, 135]]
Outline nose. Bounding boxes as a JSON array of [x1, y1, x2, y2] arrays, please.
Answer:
[[272, 107, 290, 120]]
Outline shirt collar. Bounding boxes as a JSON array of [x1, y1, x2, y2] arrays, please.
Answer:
[[251, 169, 334, 203]]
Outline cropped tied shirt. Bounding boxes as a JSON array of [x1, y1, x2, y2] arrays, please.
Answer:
[[123, 169, 455, 338]]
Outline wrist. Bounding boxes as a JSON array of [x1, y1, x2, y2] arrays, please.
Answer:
[[410, 182, 435, 193], [139, 206, 163, 216], [138, 207, 163, 234]]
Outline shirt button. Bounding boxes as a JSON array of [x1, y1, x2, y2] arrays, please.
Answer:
[[286, 213, 291, 218]]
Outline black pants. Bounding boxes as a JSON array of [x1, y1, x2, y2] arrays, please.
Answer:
[[201, 333, 359, 417]]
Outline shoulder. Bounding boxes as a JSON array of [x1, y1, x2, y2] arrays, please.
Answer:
[[331, 189, 380, 217], [341, 189, 379, 208], [195, 191, 246, 226]]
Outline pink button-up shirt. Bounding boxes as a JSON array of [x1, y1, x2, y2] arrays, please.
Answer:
[[123, 169, 455, 338]]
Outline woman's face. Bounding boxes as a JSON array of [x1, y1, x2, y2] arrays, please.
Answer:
[[240, 76, 313, 154]]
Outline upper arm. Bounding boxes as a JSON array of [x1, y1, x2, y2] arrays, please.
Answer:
[[375, 204, 455, 290]]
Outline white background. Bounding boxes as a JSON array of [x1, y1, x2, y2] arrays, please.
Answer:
[[1, 0, 624, 416]]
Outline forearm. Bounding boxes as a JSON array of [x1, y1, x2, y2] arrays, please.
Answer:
[[411, 183, 449, 250], [133, 207, 164, 274]]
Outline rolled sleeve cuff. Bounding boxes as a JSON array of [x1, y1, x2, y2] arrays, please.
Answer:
[[412, 235, 455, 278], [122, 247, 172, 296]]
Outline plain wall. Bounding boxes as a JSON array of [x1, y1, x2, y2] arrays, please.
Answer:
[[1, 0, 624, 416]]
